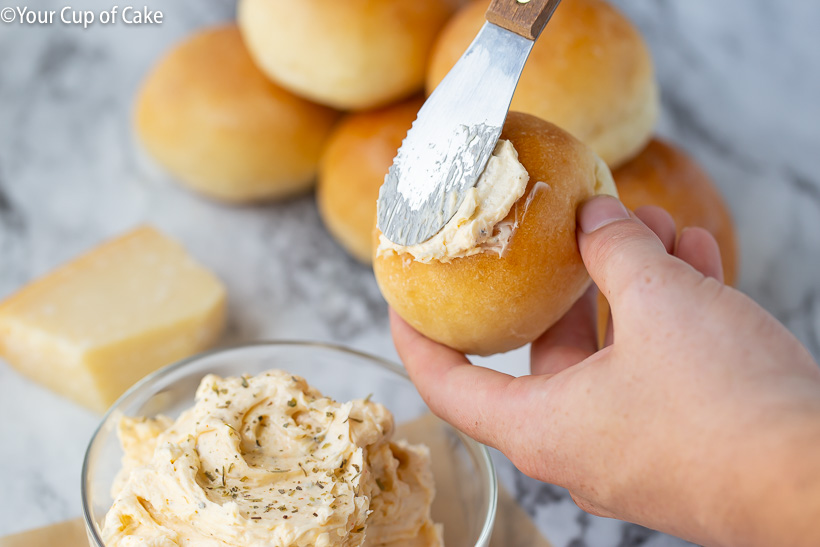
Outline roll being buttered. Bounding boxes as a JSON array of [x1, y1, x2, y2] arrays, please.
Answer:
[[374, 112, 617, 356]]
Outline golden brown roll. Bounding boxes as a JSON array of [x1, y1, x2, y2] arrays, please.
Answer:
[[318, 97, 423, 264], [427, 0, 658, 168], [238, 0, 460, 110], [613, 138, 739, 284], [596, 138, 739, 346], [374, 112, 616, 356], [135, 26, 339, 203]]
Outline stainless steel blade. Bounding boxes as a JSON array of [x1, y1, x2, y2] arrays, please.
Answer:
[[376, 22, 533, 247]]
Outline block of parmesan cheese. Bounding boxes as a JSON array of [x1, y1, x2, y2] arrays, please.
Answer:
[[0, 226, 227, 413]]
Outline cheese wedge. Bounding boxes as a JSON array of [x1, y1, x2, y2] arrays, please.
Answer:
[[0, 226, 227, 413]]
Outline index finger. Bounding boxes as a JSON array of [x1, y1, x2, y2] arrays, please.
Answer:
[[390, 309, 529, 451]]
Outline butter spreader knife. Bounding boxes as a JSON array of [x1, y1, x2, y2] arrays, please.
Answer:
[[377, 0, 562, 247]]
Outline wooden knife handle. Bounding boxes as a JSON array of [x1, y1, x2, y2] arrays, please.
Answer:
[[486, 0, 562, 40]]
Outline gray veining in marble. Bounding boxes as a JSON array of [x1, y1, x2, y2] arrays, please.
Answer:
[[1, 0, 818, 546]]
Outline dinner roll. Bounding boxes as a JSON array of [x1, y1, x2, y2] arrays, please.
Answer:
[[595, 138, 739, 346], [238, 0, 459, 110], [613, 138, 739, 285], [374, 112, 617, 356], [135, 26, 339, 203], [428, 0, 658, 168], [318, 97, 423, 264]]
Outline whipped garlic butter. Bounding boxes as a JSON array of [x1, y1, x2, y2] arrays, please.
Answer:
[[102, 370, 442, 547], [377, 139, 529, 263]]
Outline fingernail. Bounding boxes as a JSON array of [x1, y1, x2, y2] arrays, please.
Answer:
[[578, 195, 630, 234]]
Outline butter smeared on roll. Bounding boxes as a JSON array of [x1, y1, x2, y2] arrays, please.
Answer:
[[377, 140, 529, 263], [374, 112, 616, 356]]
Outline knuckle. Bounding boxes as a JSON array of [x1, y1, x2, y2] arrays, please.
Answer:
[[510, 454, 544, 481], [587, 222, 646, 268], [570, 493, 607, 517]]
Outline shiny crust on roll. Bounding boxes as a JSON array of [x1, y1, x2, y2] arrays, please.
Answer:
[[238, 0, 460, 110], [135, 26, 339, 203], [374, 112, 617, 356], [613, 138, 739, 285], [318, 98, 424, 263]]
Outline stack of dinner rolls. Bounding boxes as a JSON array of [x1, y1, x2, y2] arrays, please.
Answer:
[[135, 0, 738, 355], [135, 0, 464, 203]]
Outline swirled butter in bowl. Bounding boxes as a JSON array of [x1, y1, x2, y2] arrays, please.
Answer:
[[82, 342, 497, 547]]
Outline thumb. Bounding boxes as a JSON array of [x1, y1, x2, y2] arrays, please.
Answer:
[[576, 195, 683, 307]]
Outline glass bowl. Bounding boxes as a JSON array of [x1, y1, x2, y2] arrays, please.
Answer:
[[82, 341, 497, 546]]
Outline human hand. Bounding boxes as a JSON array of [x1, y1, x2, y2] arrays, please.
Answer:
[[391, 195, 820, 547]]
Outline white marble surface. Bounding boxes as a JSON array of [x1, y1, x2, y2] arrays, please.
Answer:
[[0, 0, 818, 545]]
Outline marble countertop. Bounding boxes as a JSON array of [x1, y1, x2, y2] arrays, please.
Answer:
[[1, 0, 818, 545]]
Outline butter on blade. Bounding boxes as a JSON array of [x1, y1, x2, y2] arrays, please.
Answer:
[[0, 226, 227, 413], [377, 139, 529, 263]]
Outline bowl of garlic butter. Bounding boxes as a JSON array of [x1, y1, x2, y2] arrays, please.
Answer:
[[82, 342, 497, 547]]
